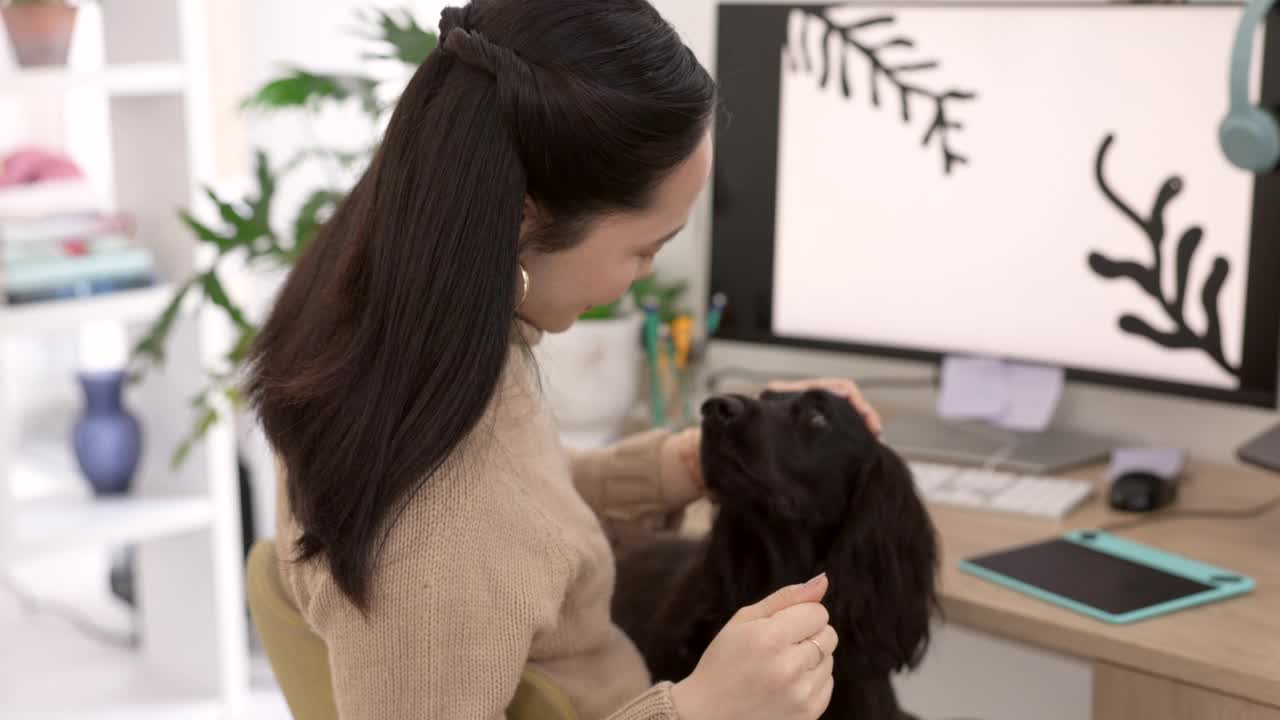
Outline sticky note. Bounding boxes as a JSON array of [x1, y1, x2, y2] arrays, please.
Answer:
[[937, 355, 1009, 421], [993, 363, 1065, 432]]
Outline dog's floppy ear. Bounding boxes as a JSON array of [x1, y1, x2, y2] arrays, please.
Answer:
[[823, 447, 938, 674]]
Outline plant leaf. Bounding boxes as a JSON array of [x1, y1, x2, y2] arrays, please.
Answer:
[[242, 68, 341, 109], [242, 151, 281, 260], [189, 389, 211, 410], [661, 282, 688, 300], [1173, 226, 1202, 316], [206, 187, 269, 257], [206, 187, 248, 234], [171, 406, 219, 469], [131, 280, 194, 370], [225, 385, 245, 410], [357, 8, 438, 66], [241, 69, 379, 115], [1117, 315, 1196, 349], [250, 150, 275, 228], [200, 271, 252, 331], [228, 325, 258, 365], [180, 210, 235, 253], [293, 189, 344, 255], [580, 301, 621, 320]]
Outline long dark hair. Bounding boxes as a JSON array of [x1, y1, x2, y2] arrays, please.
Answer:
[[245, 0, 715, 608]]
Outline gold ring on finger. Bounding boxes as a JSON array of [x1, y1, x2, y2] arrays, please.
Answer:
[[805, 638, 824, 667]]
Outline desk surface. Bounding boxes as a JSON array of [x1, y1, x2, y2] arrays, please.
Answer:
[[934, 460, 1280, 708], [681, 458, 1280, 707]]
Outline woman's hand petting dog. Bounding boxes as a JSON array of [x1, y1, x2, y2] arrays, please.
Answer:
[[660, 377, 881, 502], [670, 573, 839, 720], [764, 377, 882, 436]]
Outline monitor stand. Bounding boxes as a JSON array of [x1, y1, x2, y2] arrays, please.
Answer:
[[883, 411, 1115, 476], [1236, 421, 1280, 473]]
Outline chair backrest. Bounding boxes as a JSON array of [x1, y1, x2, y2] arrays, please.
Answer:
[[246, 538, 339, 720], [245, 539, 576, 720]]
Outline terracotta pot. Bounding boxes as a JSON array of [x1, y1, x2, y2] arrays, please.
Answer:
[[1, 3, 79, 68]]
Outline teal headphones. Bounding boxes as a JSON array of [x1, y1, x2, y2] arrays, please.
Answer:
[[1221, 0, 1279, 172]]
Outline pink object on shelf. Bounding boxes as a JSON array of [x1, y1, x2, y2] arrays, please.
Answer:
[[0, 148, 85, 188]]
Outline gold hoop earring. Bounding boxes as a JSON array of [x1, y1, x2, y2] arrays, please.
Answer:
[[517, 265, 530, 309]]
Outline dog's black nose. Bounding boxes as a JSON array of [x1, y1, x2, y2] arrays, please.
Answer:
[[702, 396, 745, 424]]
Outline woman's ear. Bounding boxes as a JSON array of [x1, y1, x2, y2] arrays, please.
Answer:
[[823, 449, 939, 674], [519, 195, 541, 243]]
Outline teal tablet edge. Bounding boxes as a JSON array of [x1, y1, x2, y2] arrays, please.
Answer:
[[957, 530, 1255, 625]]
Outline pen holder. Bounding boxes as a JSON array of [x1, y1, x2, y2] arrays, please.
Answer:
[[640, 343, 709, 432]]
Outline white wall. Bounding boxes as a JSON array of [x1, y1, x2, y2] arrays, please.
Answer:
[[648, 0, 1277, 464]]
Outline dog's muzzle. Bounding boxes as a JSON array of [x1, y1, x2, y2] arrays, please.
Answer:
[[701, 395, 746, 425]]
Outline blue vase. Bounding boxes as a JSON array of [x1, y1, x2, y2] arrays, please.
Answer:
[[73, 370, 142, 496]]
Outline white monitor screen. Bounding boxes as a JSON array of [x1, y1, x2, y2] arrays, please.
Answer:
[[709, 2, 1280, 406]]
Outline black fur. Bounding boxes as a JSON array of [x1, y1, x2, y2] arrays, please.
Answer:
[[613, 390, 939, 720]]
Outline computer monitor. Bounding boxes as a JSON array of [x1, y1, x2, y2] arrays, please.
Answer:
[[708, 2, 1280, 470]]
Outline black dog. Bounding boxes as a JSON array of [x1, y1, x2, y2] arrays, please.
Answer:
[[612, 390, 939, 720]]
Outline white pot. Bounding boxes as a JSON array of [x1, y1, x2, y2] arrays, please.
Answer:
[[534, 313, 644, 449]]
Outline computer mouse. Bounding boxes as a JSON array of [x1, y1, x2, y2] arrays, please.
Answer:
[[1108, 471, 1178, 513]]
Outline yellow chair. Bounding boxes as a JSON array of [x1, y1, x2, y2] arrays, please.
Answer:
[[246, 539, 577, 720]]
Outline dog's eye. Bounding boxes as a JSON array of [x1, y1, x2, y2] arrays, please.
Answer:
[[807, 411, 829, 430]]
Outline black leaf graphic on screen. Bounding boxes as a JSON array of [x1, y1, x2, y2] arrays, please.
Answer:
[[785, 7, 976, 175], [1089, 133, 1239, 380]]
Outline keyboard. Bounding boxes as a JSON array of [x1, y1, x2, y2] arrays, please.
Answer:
[[909, 461, 1095, 519]]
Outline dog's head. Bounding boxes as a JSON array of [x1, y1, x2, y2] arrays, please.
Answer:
[[699, 389, 938, 674]]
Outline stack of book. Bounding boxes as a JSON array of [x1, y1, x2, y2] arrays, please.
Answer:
[[0, 179, 157, 306]]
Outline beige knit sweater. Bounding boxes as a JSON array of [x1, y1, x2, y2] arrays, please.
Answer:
[[274, 322, 695, 719]]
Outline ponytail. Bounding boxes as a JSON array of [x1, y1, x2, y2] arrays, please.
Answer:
[[246, 0, 716, 609]]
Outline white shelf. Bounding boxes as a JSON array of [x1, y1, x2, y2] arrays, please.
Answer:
[[6, 494, 212, 561], [0, 1, 250, 714], [0, 63, 187, 97], [0, 283, 175, 336]]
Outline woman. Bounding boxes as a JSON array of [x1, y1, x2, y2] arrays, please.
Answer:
[[247, 1, 882, 718]]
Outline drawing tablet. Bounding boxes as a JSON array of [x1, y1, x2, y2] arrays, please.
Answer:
[[958, 530, 1254, 624]]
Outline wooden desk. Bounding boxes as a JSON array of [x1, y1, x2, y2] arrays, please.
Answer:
[[680, 459, 1280, 719]]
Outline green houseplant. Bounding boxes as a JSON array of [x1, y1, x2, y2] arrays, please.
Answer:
[[131, 8, 438, 465], [580, 274, 689, 322]]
